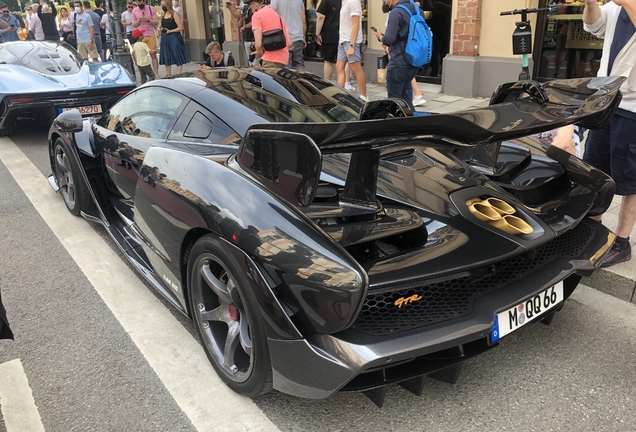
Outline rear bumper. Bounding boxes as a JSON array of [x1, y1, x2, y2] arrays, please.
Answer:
[[267, 219, 614, 399], [0, 90, 133, 128]]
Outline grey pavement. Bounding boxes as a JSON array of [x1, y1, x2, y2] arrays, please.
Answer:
[[150, 62, 635, 306]]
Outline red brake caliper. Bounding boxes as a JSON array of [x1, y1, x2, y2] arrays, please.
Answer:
[[228, 304, 239, 321]]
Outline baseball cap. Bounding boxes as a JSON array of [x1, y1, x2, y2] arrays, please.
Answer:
[[132, 28, 144, 40]]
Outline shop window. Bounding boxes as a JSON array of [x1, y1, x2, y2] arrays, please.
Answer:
[[534, 0, 603, 80], [416, 0, 450, 83], [206, 0, 226, 47]]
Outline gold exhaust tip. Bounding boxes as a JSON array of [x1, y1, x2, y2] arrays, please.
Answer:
[[466, 197, 534, 235]]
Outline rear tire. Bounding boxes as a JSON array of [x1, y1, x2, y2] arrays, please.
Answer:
[[53, 137, 91, 216], [187, 235, 273, 397]]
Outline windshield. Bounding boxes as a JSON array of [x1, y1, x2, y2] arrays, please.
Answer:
[[0, 41, 83, 75]]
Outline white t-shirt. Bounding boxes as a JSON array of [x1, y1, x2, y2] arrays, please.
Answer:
[[121, 10, 134, 33], [339, 0, 363, 44], [101, 13, 110, 35], [29, 14, 44, 40]]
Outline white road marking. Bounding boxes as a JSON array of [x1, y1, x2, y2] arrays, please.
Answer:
[[0, 359, 45, 432], [0, 137, 279, 431]]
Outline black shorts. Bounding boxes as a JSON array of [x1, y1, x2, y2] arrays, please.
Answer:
[[321, 43, 338, 63], [583, 112, 636, 196]]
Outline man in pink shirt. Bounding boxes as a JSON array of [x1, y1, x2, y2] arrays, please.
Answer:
[[132, 0, 159, 75], [250, 0, 290, 68]]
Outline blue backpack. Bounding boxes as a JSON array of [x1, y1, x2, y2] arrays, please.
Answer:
[[396, 1, 432, 67]]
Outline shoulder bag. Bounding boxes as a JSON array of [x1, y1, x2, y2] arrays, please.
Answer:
[[262, 16, 286, 51]]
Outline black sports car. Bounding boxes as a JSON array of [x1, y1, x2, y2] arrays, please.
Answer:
[[0, 41, 135, 137], [48, 68, 622, 406]]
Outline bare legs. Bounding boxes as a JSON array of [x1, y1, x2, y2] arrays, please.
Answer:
[[323, 60, 334, 80], [337, 60, 366, 98], [150, 50, 158, 76], [616, 195, 636, 238], [350, 61, 366, 98], [336, 59, 347, 87]]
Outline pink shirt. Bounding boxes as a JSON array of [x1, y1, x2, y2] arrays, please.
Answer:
[[132, 5, 157, 37], [252, 5, 290, 66]]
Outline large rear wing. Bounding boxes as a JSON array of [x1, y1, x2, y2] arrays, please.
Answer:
[[236, 77, 624, 209]]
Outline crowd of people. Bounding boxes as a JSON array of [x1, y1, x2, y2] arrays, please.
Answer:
[[223, 0, 429, 106], [0, 0, 189, 80]]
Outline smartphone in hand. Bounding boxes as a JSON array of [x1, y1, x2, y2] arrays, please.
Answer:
[[371, 26, 382, 42]]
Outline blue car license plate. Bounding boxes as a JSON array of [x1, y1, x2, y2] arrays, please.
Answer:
[[58, 105, 102, 116]]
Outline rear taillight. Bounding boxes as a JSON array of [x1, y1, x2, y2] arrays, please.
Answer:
[[117, 90, 130, 95], [12, 98, 34, 103]]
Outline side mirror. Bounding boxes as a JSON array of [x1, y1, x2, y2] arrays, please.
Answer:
[[53, 109, 84, 133], [237, 130, 322, 207]]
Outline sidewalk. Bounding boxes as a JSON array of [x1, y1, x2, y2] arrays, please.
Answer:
[[155, 63, 635, 304]]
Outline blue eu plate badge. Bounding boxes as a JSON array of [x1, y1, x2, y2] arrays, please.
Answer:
[[491, 315, 500, 342]]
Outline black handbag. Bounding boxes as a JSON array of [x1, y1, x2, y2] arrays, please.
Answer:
[[262, 17, 286, 51]]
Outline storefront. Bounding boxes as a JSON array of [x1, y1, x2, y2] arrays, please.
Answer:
[[533, 0, 603, 80], [179, 0, 447, 79], [442, 0, 606, 98]]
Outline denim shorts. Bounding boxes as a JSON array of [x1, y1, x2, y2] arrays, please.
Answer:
[[337, 42, 362, 63], [583, 112, 636, 196]]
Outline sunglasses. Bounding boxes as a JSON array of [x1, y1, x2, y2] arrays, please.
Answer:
[[127, 5, 133, 7], [1, 10, 9, 13]]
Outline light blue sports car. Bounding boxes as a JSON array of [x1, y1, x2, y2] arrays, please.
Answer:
[[0, 40, 136, 136]]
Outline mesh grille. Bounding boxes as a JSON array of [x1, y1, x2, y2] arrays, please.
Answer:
[[352, 222, 596, 336]]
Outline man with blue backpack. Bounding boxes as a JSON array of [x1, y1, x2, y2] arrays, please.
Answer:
[[374, 0, 432, 111]]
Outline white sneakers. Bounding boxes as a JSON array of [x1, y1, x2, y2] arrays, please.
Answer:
[[360, 95, 369, 102], [413, 95, 427, 107], [344, 82, 354, 91]]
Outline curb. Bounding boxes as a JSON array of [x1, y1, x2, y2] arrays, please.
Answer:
[[584, 267, 636, 304]]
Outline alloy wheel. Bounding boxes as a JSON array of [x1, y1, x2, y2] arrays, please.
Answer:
[[192, 255, 253, 382], [55, 144, 76, 210]]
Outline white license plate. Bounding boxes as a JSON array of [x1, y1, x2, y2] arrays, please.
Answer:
[[490, 281, 564, 343], [62, 105, 102, 115]]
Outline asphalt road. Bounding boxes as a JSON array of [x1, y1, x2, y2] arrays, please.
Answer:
[[1, 128, 635, 432]]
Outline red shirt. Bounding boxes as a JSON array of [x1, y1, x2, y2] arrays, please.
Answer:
[[252, 5, 290, 65]]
